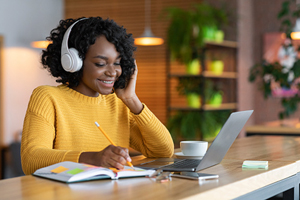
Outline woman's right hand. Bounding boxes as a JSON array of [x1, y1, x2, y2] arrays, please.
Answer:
[[79, 145, 132, 169]]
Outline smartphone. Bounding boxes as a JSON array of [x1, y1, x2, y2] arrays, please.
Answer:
[[171, 172, 219, 180]]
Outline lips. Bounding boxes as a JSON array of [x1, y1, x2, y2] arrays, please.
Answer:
[[98, 79, 115, 87], [101, 80, 114, 84]]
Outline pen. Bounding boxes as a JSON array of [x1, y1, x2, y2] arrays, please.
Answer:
[[94, 121, 134, 170]]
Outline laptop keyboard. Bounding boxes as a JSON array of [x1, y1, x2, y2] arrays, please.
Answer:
[[162, 159, 201, 169]]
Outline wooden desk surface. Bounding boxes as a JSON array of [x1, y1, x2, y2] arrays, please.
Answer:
[[246, 118, 300, 135], [0, 160, 296, 200], [225, 136, 300, 165], [0, 136, 299, 200]]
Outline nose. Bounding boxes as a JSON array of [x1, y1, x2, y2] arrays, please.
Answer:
[[104, 64, 117, 77]]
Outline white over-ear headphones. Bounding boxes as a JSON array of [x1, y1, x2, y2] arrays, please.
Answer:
[[61, 18, 87, 72]]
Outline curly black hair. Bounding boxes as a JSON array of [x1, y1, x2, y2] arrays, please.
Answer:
[[41, 17, 136, 89]]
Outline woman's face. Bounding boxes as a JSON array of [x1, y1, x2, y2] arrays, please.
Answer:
[[74, 35, 122, 97]]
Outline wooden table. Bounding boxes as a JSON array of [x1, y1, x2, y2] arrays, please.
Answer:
[[225, 135, 300, 162], [246, 118, 300, 136], [0, 136, 300, 200]]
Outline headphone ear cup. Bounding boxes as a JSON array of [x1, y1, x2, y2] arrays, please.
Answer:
[[68, 48, 83, 72], [61, 52, 73, 72]]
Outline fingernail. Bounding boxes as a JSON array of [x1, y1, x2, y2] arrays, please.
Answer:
[[127, 157, 132, 162]]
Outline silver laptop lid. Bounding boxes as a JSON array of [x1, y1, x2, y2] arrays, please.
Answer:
[[196, 110, 253, 171]]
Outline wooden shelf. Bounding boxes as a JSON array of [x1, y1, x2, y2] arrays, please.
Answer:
[[169, 74, 201, 78], [203, 103, 237, 110], [169, 71, 237, 79], [205, 40, 238, 48], [169, 103, 237, 111], [203, 71, 237, 78]]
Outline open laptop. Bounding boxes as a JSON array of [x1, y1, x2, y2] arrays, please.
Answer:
[[135, 110, 253, 172]]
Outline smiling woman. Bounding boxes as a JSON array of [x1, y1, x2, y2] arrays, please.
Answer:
[[76, 35, 122, 97], [20, 17, 174, 175]]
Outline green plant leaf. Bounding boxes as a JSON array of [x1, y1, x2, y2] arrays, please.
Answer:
[[292, 10, 300, 17], [277, 1, 290, 19], [291, 60, 300, 77], [177, 77, 203, 95]]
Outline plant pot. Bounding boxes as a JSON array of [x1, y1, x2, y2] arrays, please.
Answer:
[[209, 92, 223, 107], [186, 93, 201, 108], [186, 59, 201, 74], [214, 30, 224, 43], [203, 26, 217, 41], [211, 60, 224, 75]]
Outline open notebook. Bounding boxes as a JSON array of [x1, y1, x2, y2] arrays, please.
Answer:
[[33, 161, 155, 183]]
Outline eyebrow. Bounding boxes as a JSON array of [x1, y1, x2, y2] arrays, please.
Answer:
[[93, 55, 121, 60]]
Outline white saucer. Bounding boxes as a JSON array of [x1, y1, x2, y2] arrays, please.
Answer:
[[174, 152, 203, 159]]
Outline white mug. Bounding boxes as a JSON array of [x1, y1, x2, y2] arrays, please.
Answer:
[[180, 141, 208, 156]]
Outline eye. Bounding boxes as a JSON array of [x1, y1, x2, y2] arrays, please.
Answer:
[[114, 59, 121, 66], [95, 63, 105, 67]]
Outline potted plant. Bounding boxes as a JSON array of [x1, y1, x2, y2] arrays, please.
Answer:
[[206, 50, 225, 75], [164, 2, 228, 73], [249, 60, 300, 119], [203, 4, 228, 42], [210, 60, 224, 75], [204, 79, 223, 107], [176, 77, 203, 108], [176, 78, 223, 108]]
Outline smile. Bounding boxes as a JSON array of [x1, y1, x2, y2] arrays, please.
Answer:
[[101, 80, 114, 84]]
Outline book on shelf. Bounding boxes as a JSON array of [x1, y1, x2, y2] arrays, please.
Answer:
[[33, 161, 155, 183]]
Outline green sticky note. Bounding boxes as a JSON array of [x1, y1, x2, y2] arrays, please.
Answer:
[[67, 168, 84, 175], [242, 160, 268, 169]]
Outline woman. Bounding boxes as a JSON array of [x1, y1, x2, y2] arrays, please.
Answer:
[[21, 17, 174, 175]]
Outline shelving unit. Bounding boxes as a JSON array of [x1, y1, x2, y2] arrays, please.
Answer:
[[166, 40, 238, 121]]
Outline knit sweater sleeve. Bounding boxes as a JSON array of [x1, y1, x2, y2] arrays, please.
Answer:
[[129, 104, 174, 158], [21, 87, 82, 175]]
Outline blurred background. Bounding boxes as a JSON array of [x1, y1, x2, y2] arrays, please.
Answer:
[[1, 0, 300, 179]]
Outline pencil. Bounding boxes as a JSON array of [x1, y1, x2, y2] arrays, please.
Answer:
[[94, 122, 134, 169]]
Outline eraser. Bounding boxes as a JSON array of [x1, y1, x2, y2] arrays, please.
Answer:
[[242, 160, 268, 169]]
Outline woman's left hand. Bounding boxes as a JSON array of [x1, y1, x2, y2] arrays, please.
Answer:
[[115, 60, 138, 101], [115, 60, 143, 114]]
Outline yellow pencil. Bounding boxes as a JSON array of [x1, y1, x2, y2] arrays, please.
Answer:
[[94, 122, 134, 169]]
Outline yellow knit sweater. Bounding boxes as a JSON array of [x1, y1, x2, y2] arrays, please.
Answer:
[[21, 85, 174, 175]]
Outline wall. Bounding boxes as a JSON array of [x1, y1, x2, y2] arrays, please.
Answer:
[[0, 0, 64, 145], [236, 0, 255, 137]]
